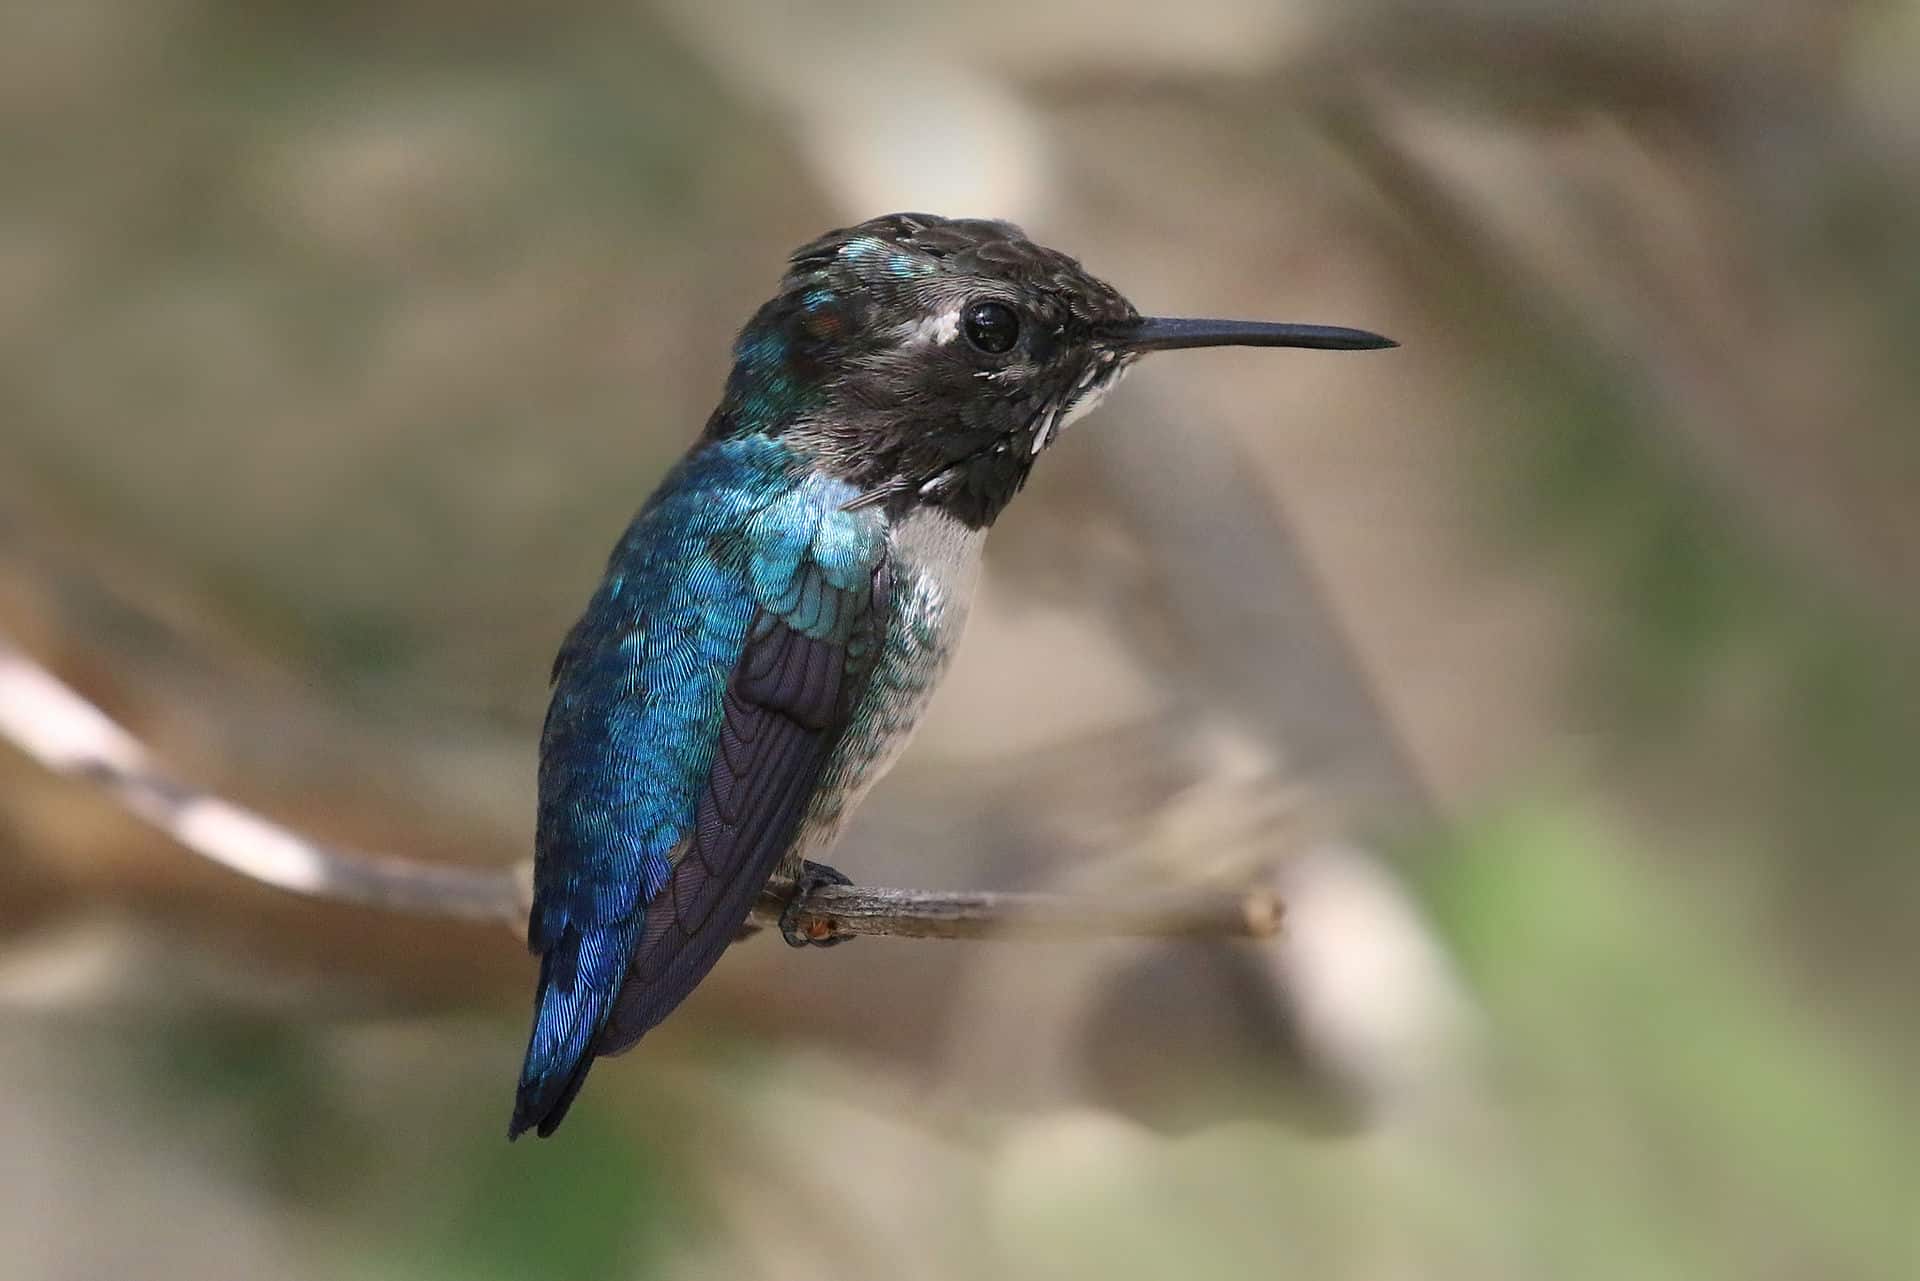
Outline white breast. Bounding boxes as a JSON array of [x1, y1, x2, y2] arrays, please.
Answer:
[[890, 505, 988, 626], [789, 507, 985, 867]]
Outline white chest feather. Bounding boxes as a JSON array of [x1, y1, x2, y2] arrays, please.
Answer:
[[791, 507, 984, 861], [887, 505, 987, 642]]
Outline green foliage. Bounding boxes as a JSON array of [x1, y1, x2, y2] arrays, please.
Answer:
[[379, 1124, 692, 1281], [1421, 804, 1915, 1281]]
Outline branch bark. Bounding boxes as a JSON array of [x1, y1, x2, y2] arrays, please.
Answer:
[[755, 882, 1281, 942], [0, 634, 1281, 944]]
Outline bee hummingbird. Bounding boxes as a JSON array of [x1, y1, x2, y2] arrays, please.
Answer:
[[510, 213, 1393, 1138]]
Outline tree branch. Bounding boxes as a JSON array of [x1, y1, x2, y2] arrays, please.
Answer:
[[755, 882, 1281, 942], [0, 634, 1281, 943]]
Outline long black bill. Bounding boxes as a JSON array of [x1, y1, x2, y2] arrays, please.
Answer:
[[1123, 317, 1396, 352]]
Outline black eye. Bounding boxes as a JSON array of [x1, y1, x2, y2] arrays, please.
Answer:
[[962, 300, 1020, 354]]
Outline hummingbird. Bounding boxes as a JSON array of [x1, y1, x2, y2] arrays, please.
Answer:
[[510, 213, 1393, 1138]]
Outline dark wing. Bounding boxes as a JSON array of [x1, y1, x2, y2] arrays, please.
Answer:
[[599, 561, 891, 1051]]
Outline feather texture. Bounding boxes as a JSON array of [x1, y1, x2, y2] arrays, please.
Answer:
[[511, 437, 887, 1138]]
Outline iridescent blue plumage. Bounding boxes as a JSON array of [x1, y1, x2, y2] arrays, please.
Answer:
[[510, 212, 1392, 1139], [512, 435, 887, 1137]]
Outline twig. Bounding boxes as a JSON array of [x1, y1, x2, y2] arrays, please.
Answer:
[[754, 883, 1281, 942], [0, 636, 521, 923], [0, 634, 1281, 942]]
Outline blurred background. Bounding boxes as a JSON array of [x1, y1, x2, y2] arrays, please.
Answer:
[[2, 2, 1915, 1278]]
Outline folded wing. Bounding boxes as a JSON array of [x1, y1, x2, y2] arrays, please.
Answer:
[[512, 455, 887, 1138]]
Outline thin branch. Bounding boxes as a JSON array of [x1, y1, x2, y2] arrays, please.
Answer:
[[755, 883, 1282, 942], [0, 634, 1281, 943], [0, 636, 522, 923]]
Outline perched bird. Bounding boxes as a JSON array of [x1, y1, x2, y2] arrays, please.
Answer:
[[511, 213, 1393, 1138]]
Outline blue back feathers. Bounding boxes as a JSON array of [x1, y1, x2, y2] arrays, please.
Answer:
[[512, 434, 885, 1137]]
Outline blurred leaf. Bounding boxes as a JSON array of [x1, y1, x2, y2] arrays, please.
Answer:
[[383, 1122, 695, 1281], [1420, 804, 1915, 1281]]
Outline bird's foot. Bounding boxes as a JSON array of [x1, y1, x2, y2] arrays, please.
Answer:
[[780, 861, 854, 948]]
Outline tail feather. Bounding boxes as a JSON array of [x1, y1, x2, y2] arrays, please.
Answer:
[[509, 919, 639, 1139]]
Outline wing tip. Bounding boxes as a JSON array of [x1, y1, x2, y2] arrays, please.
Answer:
[[510, 921, 638, 1140], [509, 1054, 594, 1140]]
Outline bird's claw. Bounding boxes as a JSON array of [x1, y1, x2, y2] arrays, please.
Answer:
[[779, 861, 854, 948]]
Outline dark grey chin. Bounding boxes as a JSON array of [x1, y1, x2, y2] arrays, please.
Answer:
[[1031, 356, 1133, 454]]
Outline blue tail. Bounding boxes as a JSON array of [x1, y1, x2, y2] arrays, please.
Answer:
[[509, 919, 640, 1139]]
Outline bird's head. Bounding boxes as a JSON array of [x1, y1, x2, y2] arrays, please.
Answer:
[[709, 213, 1393, 527]]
